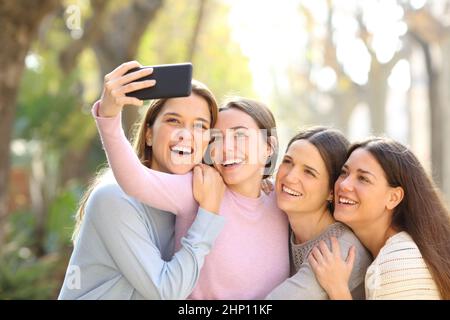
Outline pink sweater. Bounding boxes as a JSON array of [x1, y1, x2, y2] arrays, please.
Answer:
[[93, 102, 289, 299]]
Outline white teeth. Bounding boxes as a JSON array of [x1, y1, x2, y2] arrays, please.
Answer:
[[339, 196, 357, 205], [171, 145, 192, 154], [223, 159, 244, 166], [282, 185, 302, 197]]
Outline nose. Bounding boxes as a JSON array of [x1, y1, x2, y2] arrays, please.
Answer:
[[337, 175, 354, 192], [222, 134, 237, 158], [284, 167, 301, 184], [174, 127, 193, 143]]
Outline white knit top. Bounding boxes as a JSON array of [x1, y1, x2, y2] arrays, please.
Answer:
[[365, 231, 441, 300]]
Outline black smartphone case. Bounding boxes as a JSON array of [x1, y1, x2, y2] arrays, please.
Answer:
[[125, 63, 192, 100]]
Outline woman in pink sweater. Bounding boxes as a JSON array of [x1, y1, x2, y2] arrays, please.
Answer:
[[94, 62, 290, 299]]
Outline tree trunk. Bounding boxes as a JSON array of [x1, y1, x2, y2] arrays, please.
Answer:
[[0, 0, 60, 250], [187, 0, 207, 62], [93, 0, 163, 138], [441, 37, 450, 204], [412, 34, 444, 187]]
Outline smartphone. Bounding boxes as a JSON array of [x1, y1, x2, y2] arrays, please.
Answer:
[[125, 62, 193, 100]]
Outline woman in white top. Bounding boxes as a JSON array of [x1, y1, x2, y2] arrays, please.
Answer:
[[308, 137, 450, 299]]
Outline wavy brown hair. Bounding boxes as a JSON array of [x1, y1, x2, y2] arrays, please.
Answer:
[[348, 137, 450, 299], [72, 80, 218, 241]]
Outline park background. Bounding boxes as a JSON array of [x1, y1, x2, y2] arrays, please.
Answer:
[[1, 0, 449, 299]]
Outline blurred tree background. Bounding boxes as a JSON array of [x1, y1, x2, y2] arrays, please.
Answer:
[[0, 0, 449, 299]]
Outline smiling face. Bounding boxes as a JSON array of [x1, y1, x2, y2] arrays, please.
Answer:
[[146, 94, 211, 174], [275, 139, 332, 214], [209, 108, 272, 191], [334, 148, 403, 230]]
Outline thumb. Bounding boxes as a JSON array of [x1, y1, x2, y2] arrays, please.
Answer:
[[193, 166, 203, 185], [346, 246, 356, 271]]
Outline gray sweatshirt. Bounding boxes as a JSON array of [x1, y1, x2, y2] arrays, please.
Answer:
[[58, 179, 225, 300], [266, 222, 372, 300]]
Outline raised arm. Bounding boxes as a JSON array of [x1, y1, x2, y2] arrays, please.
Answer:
[[92, 61, 195, 215]]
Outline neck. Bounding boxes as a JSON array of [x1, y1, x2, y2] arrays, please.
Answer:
[[352, 222, 398, 258], [229, 181, 261, 198], [228, 171, 263, 198], [287, 206, 335, 244]]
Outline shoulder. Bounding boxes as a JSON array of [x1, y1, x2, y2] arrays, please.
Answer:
[[334, 224, 373, 288], [376, 231, 422, 263], [366, 232, 440, 299], [84, 176, 148, 224]]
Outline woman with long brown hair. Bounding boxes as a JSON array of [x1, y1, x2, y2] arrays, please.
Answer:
[[59, 61, 226, 300], [309, 137, 450, 299]]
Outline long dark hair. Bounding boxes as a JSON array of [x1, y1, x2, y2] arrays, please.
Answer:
[[286, 126, 350, 212], [348, 137, 450, 299]]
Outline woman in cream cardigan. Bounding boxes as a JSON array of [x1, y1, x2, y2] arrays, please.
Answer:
[[309, 137, 450, 300]]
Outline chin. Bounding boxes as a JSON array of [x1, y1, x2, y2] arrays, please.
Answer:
[[167, 163, 195, 175], [333, 209, 350, 224], [276, 199, 290, 213]]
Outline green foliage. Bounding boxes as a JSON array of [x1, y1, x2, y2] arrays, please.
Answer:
[[5, 0, 258, 300], [0, 249, 60, 300], [138, 0, 254, 102], [0, 185, 78, 300]]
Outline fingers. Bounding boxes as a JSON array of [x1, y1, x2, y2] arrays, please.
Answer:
[[261, 179, 274, 192], [308, 254, 319, 272], [331, 236, 341, 258], [114, 67, 154, 87], [193, 165, 204, 186], [346, 246, 356, 270], [120, 79, 156, 94], [110, 96, 143, 107], [106, 60, 142, 80], [318, 240, 332, 260], [310, 246, 325, 265]]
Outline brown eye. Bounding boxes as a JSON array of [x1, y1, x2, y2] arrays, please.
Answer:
[[305, 169, 316, 178], [358, 175, 370, 183], [167, 118, 180, 124]]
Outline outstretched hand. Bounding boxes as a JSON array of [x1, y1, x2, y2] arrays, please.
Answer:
[[99, 61, 156, 118]]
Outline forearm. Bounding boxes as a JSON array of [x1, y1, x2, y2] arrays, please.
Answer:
[[157, 208, 225, 299], [92, 101, 193, 214]]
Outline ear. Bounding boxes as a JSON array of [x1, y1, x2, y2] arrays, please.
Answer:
[[327, 190, 333, 202], [267, 136, 278, 158], [145, 128, 153, 147], [386, 186, 404, 210]]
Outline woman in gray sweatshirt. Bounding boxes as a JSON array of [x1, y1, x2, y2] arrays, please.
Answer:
[[266, 127, 372, 300]]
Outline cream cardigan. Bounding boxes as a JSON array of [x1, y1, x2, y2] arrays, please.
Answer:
[[365, 231, 441, 300]]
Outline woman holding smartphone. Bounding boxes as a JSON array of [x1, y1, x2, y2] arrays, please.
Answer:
[[59, 61, 226, 300], [93, 61, 290, 299]]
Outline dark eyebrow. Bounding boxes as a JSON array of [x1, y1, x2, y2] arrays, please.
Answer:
[[343, 164, 376, 179], [229, 126, 249, 130], [304, 164, 320, 176], [284, 155, 319, 175], [163, 112, 210, 124], [357, 168, 377, 180]]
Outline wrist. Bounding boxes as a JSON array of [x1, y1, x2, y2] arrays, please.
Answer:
[[327, 284, 352, 300], [200, 201, 220, 215], [98, 101, 120, 118]]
